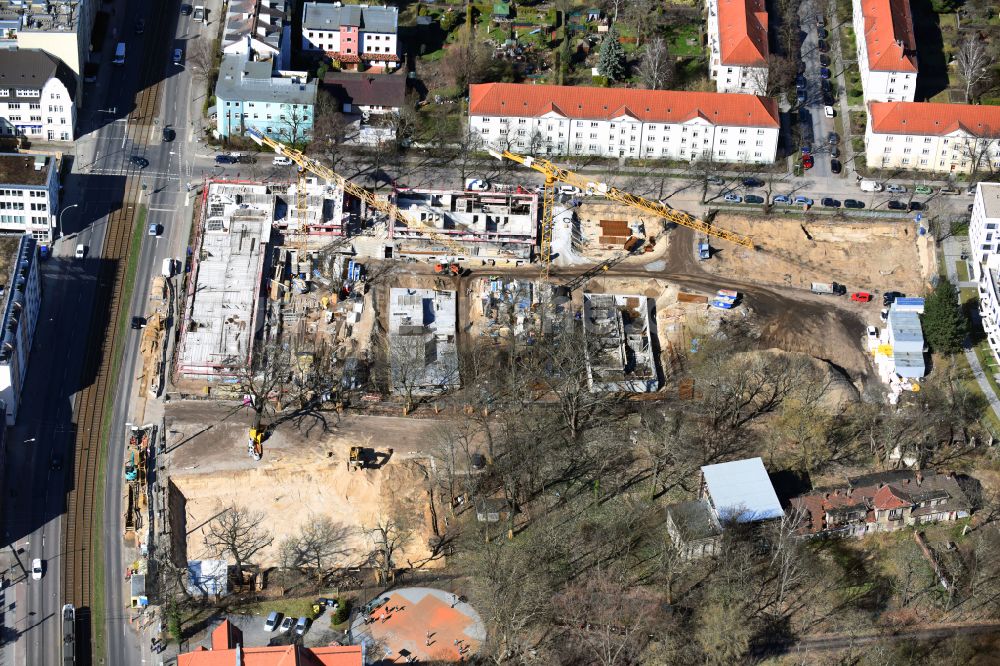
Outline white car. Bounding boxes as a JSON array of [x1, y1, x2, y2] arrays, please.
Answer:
[[866, 325, 879, 347], [824, 105, 835, 118], [264, 611, 282, 631], [273, 155, 293, 166], [31, 558, 43, 580], [279, 616, 295, 632]]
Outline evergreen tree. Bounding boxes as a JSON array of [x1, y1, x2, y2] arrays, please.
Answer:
[[921, 278, 967, 354], [598, 26, 626, 82]]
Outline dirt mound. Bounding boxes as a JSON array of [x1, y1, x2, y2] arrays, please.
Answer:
[[748, 348, 860, 410]]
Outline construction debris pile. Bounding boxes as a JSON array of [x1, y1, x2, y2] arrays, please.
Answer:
[[476, 276, 573, 343]]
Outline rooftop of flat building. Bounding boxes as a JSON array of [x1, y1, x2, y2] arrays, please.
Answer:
[[980, 182, 1000, 220], [0, 153, 51, 186], [215, 53, 317, 106], [0, 0, 83, 31]]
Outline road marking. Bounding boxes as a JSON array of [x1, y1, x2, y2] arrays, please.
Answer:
[[148, 208, 177, 213]]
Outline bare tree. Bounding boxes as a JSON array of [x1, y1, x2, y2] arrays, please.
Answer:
[[442, 25, 494, 94], [637, 37, 673, 90], [956, 35, 994, 103], [308, 89, 350, 172], [280, 515, 352, 581], [202, 503, 273, 581], [748, 55, 797, 99], [955, 137, 1000, 181], [187, 38, 218, 87], [366, 513, 412, 584]]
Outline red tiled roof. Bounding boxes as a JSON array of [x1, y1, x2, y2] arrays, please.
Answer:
[[869, 102, 1000, 138], [860, 0, 917, 72], [873, 484, 910, 510], [178, 620, 363, 666], [717, 0, 769, 67], [468, 83, 780, 128]]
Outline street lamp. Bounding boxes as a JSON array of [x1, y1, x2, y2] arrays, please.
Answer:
[[58, 203, 79, 240]]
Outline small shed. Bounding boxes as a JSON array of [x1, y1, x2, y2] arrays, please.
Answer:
[[130, 574, 147, 608], [492, 1, 512, 21], [700, 457, 782, 523], [187, 559, 229, 598], [665, 500, 722, 560]]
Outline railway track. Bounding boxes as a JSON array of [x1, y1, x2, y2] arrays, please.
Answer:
[[62, 0, 170, 658]]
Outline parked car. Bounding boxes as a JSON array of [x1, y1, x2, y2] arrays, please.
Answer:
[[821, 79, 832, 93], [724, 193, 743, 203], [820, 67, 831, 79], [969, 203, 975, 212], [794, 195, 814, 206], [131, 316, 147, 330], [886, 184, 907, 193], [830, 159, 842, 174], [818, 27, 828, 38], [796, 89, 807, 104], [279, 616, 295, 632], [851, 292, 873, 302], [772, 194, 791, 204], [215, 154, 237, 164], [707, 176, 725, 186], [801, 144, 811, 155], [264, 612, 282, 632], [828, 132, 840, 145], [173, 48, 183, 65], [50, 454, 61, 470], [744, 194, 765, 204], [818, 39, 828, 53], [294, 617, 310, 636], [820, 54, 831, 67], [824, 105, 835, 118], [31, 559, 42, 580], [883, 291, 905, 306], [940, 187, 960, 195], [742, 177, 764, 188], [830, 146, 840, 158], [273, 155, 293, 166], [75, 244, 86, 259], [802, 154, 814, 169], [844, 198, 865, 209], [823, 92, 835, 106], [915, 185, 933, 195], [798, 107, 811, 124], [162, 127, 175, 142], [887, 200, 906, 210], [180, 4, 193, 15], [908, 201, 924, 211], [796, 74, 807, 89], [867, 325, 879, 344], [148, 223, 161, 237], [821, 197, 841, 208]]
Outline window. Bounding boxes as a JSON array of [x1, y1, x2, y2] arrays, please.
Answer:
[[52, 93, 60, 100], [15, 89, 39, 98], [888, 508, 903, 520], [8, 103, 19, 110], [0, 90, 8, 96], [30, 203, 46, 211]]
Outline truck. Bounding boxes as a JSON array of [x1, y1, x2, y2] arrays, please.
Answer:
[[193, 4, 205, 21], [698, 239, 710, 260], [114, 42, 126, 65], [811, 282, 847, 295], [859, 179, 883, 192]]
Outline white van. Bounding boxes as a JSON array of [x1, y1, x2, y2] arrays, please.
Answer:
[[75, 244, 86, 259], [114, 42, 126, 65], [859, 179, 883, 193], [161, 258, 175, 278]]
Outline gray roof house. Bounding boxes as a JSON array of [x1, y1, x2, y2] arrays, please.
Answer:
[[223, 0, 289, 68], [214, 53, 317, 142], [0, 49, 77, 141], [302, 4, 399, 34]]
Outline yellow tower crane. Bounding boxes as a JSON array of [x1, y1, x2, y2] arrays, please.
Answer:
[[487, 147, 756, 276], [246, 128, 473, 259]]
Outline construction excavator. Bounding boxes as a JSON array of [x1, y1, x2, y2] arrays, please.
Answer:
[[486, 146, 756, 280]]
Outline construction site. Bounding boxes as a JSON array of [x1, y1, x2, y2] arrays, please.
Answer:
[[696, 214, 934, 295], [123, 423, 157, 608], [161, 401, 446, 572]]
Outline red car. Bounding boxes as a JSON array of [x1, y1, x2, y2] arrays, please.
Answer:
[[802, 154, 814, 169], [851, 292, 872, 302]]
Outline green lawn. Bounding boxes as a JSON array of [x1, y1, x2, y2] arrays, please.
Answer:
[[960, 286, 978, 304], [951, 350, 1000, 436], [666, 24, 702, 57], [957, 259, 971, 282]]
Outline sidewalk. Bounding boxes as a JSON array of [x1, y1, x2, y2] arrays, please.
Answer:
[[941, 235, 1000, 421]]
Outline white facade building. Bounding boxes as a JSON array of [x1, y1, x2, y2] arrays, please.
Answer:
[[301, 4, 399, 71], [0, 235, 41, 425], [0, 49, 76, 142], [469, 83, 780, 163], [222, 0, 288, 68], [852, 0, 917, 103], [0, 153, 58, 244], [865, 102, 1000, 174], [706, 0, 769, 95], [972, 184, 1000, 365]]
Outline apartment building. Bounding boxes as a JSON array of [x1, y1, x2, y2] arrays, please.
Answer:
[[214, 53, 316, 142], [0, 0, 96, 98], [852, 0, 917, 103], [469, 83, 780, 163], [302, 3, 399, 72], [222, 0, 288, 68], [865, 102, 1000, 174], [0, 153, 58, 243], [971, 184, 1000, 365], [0, 235, 41, 425], [706, 0, 769, 95], [0, 49, 76, 142]]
